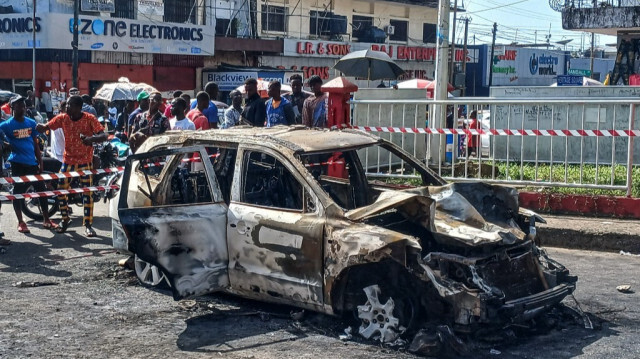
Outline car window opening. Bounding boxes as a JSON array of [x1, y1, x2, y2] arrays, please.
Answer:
[[242, 151, 304, 211]]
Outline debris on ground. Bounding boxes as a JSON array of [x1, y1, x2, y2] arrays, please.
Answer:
[[118, 256, 135, 269], [567, 295, 594, 330], [12, 281, 58, 288], [290, 309, 304, 321], [408, 325, 468, 357], [339, 327, 353, 341], [619, 250, 640, 257], [616, 285, 632, 293]]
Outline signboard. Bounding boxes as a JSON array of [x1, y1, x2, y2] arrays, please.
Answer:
[[486, 46, 566, 86], [0, 13, 215, 55], [138, 0, 164, 16], [283, 39, 478, 63], [568, 68, 592, 76], [81, 0, 115, 12], [557, 75, 584, 86], [203, 72, 258, 91], [202, 70, 305, 91]]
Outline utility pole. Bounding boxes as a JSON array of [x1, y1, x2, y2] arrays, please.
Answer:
[[72, 0, 79, 88], [488, 22, 497, 88], [461, 17, 470, 96], [448, 0, 458, 86], [432, 0, 451, 165], [31, 0, 36, 91], [589, 32, 595, 79]]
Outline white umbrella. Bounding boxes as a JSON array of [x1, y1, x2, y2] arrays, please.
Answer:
[[94, 77, 157, 102]]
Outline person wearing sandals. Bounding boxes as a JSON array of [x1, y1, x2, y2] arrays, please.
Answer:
[[0, 96, 57, 234], [36, 95, 107, 237]]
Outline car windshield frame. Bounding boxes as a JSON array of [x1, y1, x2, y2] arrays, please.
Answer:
[[297, 141, 446, 210]]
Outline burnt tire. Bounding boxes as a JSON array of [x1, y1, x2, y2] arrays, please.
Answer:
[[134, 254, 171, 289]]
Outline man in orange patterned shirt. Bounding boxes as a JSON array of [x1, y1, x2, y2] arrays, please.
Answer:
[[36, 95, 107, 237]]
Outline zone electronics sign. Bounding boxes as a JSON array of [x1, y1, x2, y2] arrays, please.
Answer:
[[70, 18, 204, 42]]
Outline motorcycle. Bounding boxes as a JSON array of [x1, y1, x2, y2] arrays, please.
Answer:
[[20, 137, 129, 221]]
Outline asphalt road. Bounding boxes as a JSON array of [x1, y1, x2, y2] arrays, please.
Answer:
[[0, 201, 638, 358]]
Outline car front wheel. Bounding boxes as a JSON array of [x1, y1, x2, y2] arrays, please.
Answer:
[[356, 284, 419, 343], [134, 254, 171, 289]]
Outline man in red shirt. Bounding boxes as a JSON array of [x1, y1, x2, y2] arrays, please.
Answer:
[[36, 95, 107, 237], [187, 91, 211, 130], [466, 110, 480, 158]]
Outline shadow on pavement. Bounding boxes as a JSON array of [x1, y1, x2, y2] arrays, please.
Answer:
[[0, 215, 114, 277], [177, 306, 309, 353]]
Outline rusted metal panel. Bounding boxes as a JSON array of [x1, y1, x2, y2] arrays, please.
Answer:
[[120, 204, 229, 299]]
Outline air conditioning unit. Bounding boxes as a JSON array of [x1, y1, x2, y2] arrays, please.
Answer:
[[384, 25, 395, 35]]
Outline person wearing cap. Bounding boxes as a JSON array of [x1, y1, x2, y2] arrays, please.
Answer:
[[129, 91, 170, 152], [36, 95, 107, 237], [127, 91, 150, 136], [0, 96, 57, 234]]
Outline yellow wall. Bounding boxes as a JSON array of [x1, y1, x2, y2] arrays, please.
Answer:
[[257, 0, 438, 45]]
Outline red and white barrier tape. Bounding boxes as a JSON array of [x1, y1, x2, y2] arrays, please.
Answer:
[[0, 167, 124, 186], [0, 185, 120, 202], [337, 125, 640, 137]]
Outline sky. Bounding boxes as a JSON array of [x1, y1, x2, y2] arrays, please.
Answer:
[[455, 0, 617, 53]]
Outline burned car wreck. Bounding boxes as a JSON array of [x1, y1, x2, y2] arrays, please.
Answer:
[[110, 126, 576, 344]]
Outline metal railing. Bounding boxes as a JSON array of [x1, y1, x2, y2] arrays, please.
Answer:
[[565, 0, 640, 9], [350, 97, 640, 197]]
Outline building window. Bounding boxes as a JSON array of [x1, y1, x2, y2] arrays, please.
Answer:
[[164, 0, 198, 24], [309, 10, 346, 39], [389, 19, 407, 42], [352, 15, 373, 39], [423, 23, 437, 43], [216, 18, 238, 37], [113, 0, 135, 19], [261, 5, 287, 32]]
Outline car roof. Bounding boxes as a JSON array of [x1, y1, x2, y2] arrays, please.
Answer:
[[143, 126, 382, 154]]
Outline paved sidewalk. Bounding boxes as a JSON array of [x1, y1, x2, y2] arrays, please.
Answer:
[[537, 214, 640, 253]]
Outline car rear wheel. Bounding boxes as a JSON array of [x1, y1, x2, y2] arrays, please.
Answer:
[[134, 254, 171, 289]]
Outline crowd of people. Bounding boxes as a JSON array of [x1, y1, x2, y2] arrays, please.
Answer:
[[0, 74, 330, 244]]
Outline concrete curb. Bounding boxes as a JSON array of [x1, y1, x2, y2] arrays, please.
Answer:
[[520, 192, 640, 219], [535, 215, 640, 253]]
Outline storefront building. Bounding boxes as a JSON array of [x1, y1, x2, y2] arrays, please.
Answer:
[[0, 0, 215, 103]]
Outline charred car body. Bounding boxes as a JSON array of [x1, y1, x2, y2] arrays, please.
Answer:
[[110, 126, 576, 342]]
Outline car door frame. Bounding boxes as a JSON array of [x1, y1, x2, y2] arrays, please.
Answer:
[[118, 145, 230, 300], [226, 144, 328, 311]]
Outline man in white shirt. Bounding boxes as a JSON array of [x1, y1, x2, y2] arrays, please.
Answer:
[[169, 98, 195, 131], [48, 100, 66, 164]]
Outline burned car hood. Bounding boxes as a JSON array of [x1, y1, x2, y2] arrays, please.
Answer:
[[346, 183, 527, 247]]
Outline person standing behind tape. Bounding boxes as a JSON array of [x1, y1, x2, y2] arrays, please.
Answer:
[[0, 96, 56, 234], [36, 95, 107, 237]]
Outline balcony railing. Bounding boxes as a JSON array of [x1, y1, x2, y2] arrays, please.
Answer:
[[564, 0, 640, 9]]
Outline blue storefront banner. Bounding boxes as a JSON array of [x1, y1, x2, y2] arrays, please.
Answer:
[[557, 75, 584, 86]]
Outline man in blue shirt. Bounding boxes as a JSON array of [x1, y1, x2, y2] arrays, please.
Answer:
[[0, 96, 56, 233], [190, 81, 219, 128], [265, 81, 295, 127]]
